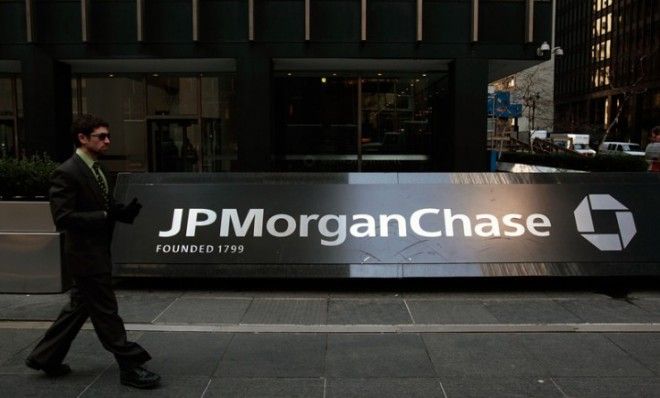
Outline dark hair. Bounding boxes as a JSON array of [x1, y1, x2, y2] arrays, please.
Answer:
[[72, 114, 109, 147], [652, 126, 660, 136]]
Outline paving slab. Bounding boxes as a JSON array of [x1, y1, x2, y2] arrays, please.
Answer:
[[328, 291, 403, 299], [114, 289, 183, 299], [327, 299, 412, 324], [326, 378, 445, 398], [325, 334, 435, 378], [519, 333, 655, 377], [215, 333, 326, 378], [0, 294, 68, 321], [541, 291, 609, 300], [0, 330, 117, 376], [402, 290, 609, 300], [135, 332, 232, 376], [628, 291, 660, 299], [482, 299, 583, 324], [205, 377, 324, 398], [558, 298, 660, 323], [553, 377, 660, 398], [423, 333, 547, 377], [0, 374, 91, 398], [407, 300, 499, 324], [182, 289, 330, 299], [81, 371, 210, 398], [441, 376, 562, 398], [605, 333, 660, 374], [117, 294, 178, 323], [403, 291, 552, 300], [0, 329, 43, 367], [240, 299, 327, 324], [154, 297, 252, 324], [631, 298, 660, 316]]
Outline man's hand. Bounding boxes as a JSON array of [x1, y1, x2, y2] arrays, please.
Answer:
[[121, 197, 142, 223], [109, 197, 143, 224]]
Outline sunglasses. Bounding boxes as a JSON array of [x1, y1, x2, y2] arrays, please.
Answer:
[[90, 133, 111, 140]]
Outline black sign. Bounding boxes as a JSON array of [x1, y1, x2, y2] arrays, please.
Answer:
[[112, 173, 660, 274]]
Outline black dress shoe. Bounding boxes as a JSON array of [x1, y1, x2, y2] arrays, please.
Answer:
[[120, 366, 161, 389], [25, 358, 72, 377]]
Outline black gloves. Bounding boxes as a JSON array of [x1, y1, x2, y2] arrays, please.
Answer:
[[109, 197, 143, 224]]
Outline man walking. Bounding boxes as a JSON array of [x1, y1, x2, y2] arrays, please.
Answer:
[[26, 114, 160, 389]]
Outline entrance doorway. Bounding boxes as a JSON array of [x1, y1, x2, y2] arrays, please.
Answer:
[[148, 118, 200, 172], [273, 72, 445, 172]]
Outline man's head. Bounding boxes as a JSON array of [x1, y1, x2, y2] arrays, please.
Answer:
[[72, 114, 110, 157]]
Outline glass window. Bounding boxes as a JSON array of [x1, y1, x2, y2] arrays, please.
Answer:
[[0, 78, 13, 115], [78, 76, 147, 172], [0, 76, 21, 158], [274, 75, 359, 171], [360, 75, 437, 171], [273, 72, 443, 172], [147, 76, 198, 116], [73, 73, 237, 173], [200, 76, 237, 172]]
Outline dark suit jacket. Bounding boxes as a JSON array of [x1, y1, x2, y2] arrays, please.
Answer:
[[49, 154, 115, 276]]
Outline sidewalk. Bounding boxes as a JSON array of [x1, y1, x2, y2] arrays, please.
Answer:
[[0, 281, 659, 397]]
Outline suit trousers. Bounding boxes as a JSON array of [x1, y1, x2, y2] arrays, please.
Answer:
[[27, 273, 151, 369]]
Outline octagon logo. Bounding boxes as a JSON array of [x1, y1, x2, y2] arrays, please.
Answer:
[[573, 194, 636, 251]]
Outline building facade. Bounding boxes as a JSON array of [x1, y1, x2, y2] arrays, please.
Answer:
[[555, 0, 659, 145], [1, 0, 553, 173]]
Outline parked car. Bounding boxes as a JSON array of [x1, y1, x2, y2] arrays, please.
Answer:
[[597, 141, 645, 156], [645, 142, 660, 172]]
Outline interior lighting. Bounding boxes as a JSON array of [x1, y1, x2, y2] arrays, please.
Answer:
[[321, 77, 327, 83]]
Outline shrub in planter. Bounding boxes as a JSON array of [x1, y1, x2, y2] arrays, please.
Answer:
[[498, 152, 648, 172], [0, 155, 59, 200]]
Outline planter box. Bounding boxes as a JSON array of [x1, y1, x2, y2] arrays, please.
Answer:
[[0, 201, 70, 293]]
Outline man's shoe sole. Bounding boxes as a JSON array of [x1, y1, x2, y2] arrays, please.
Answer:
[[120, 378, 160, 389], [25, 359, 71, 377]]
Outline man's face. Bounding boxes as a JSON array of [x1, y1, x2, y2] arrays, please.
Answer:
[[79, 126, 110, 155]]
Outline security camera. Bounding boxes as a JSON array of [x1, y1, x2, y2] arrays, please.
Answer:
[[536, 41, 551, 57], [536, 42, 564, 57]]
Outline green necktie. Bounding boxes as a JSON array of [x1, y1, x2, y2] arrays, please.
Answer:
[[92, 162, 110, 208]]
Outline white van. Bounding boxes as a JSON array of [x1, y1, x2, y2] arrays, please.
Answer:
[[597, 141, 645, 156], [550, 133, 596, 156], [645, 142, 660, 171]]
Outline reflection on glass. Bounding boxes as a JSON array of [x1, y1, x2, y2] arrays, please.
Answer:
[[147, 76, 198, 116], [0, 77, 21, 158], [201, 76, 237, 172], [72, 74, 237, 172], [79, 76, 147, 171], [149, 119, 200, 172], [283, 77, 358, 155], [274, 73, 442, 172], [274, 76, 358, 171], [361, 77, 432, 156]]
